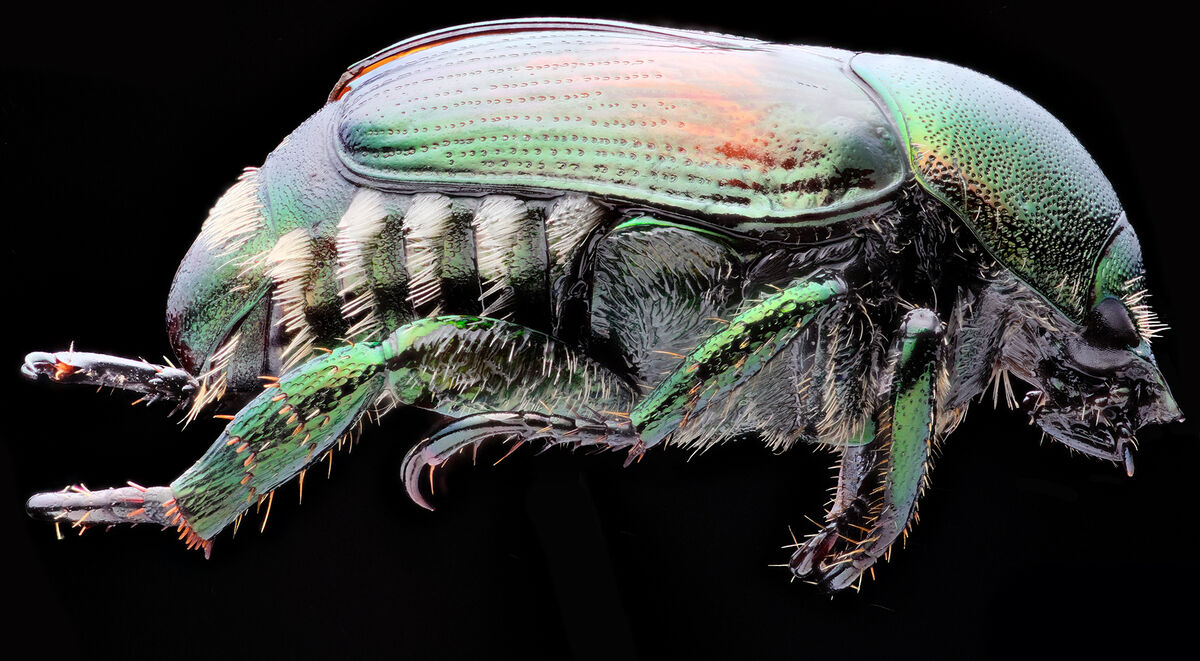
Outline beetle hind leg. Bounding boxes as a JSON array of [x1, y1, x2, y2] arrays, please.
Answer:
[[401, 409, 638, 509], [25, 315, 637, 551], [25, 483, 212, 555], [22, 349, 198, 407], [23, 333, 395, 552]]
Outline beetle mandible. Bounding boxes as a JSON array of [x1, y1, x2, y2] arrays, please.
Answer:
[[20, 18, 1182, 592]]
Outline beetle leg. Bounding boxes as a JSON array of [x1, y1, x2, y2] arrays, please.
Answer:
[[379, 316, 635, 419], [789, 309, 943, 591], [25, 484, 211, 552], [22, 350, 198, 405], [786, 424, 878, 577], [401, 409, 636, 509], [26, 338, 389, 550], [387, 315, 636, 508], [630, 273, 846, 448], [26, 315, 634, 549]]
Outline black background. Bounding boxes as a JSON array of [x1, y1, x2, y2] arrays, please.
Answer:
[[3, 2, 1196, 659]]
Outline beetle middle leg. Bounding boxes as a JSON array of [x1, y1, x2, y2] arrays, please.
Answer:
[[630, 272, 850, 447], [789, 309, 943, 591], [402, 272, 858, 509]]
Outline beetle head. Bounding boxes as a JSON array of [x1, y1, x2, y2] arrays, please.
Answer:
[[853, 53, 1182, 471], [999, 215, 1181, 474]]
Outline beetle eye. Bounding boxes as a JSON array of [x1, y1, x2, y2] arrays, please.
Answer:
[[1084, 297, 1140, 349]]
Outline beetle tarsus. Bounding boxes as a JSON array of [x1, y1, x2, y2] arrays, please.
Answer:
[[27, 484, 177, 528], [23, 349, 198, 402], [27, 484, 214, 557]]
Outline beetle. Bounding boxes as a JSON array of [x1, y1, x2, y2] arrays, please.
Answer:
[[19, 18, 1182, 592]]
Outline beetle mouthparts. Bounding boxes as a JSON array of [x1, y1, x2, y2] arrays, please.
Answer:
[[1112, 416, 1138, 477]]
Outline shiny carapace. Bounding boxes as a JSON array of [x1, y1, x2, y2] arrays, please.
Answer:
[[21, 19, 1181, 592]]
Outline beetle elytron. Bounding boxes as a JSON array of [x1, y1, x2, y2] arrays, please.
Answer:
[[21, 18, 1182, 591]]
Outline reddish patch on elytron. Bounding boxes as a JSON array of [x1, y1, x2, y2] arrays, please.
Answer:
[[720, 178, 765, 192], [715, 142, 775, 168], [782, 148, 824, 171]]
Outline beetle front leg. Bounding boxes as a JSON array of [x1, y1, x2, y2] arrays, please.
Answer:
[[790, 309, 943, 591], [787, 427, 879, 577]]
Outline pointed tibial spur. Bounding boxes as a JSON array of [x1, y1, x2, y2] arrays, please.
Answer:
[[25, 315, 634, 551], [789, 309, 943, 591], [631, 273, 847, 449]]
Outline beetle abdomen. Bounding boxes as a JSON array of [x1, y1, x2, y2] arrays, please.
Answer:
[[331, 20, 905, 224], [323, 189, 610, 353]]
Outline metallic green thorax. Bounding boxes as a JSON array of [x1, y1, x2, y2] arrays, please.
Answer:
[[852, 54, 1124, 321], [1092, 213, 1146, 304]]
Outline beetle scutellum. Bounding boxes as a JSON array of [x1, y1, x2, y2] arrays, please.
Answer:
[[19, 18, 1182, 591]]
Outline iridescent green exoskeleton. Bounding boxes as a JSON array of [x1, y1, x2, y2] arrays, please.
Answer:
[[21, 18, 1181, 591]]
